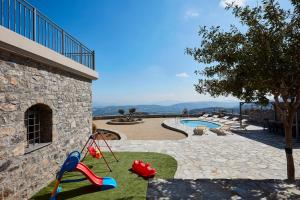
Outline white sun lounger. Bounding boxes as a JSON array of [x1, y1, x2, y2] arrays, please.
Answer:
[[199, 114, 210, 119], [211, 115, 221, 122], [226, 119, 248, 126], [218, 116, 231, 123], [224, 117, 239, 125], [230, 120, 249, 129], [205, 115, 219, 121]]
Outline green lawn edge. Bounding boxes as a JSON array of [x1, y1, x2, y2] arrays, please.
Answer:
[[31, 152, 177, 200]]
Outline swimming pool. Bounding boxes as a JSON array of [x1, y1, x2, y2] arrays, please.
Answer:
[[180, 119, 220, 129]]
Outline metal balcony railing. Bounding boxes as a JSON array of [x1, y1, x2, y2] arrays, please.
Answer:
[[0, 0, 95, 70]]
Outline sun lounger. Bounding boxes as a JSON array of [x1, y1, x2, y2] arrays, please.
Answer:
[[218, 116, 231, 123], [199, 114, 210, 119], [230, 124, 248, 130], [211, 115, 222, 122], [206, 115, 219, 121], [226, 119, 248, 127], [224, 117, 239, 125]]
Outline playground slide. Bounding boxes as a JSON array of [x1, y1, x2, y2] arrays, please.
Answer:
[[75, 162, 117, 189]]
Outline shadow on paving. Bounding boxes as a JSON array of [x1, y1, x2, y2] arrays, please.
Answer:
[[232, 129, 300, 149], [147, 179, 300, 200]]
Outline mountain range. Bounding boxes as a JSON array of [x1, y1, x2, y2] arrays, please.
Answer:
[[93, 101, 240, 116]]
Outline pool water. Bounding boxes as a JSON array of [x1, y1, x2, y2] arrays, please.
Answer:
[[180, 119, 220, 129]]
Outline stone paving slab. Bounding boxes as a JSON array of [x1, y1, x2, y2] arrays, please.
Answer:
[[147, 179, 300, 200], [100, 119, 300, 199], [107, 129, 300, 180]]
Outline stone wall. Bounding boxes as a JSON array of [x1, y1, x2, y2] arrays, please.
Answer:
[[247, 109, 275, 124], [0, 49, 93, 199]]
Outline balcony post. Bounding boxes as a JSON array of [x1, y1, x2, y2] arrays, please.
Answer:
[[8, 0, 10, 29], [92, 51, 95, 70], [61, 30, 64, 55], [1, 0, 4, 26], [79, 44, 82, 64], [33, 8, 36, 41]]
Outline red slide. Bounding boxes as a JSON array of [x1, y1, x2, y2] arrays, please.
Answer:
[[74, 162, 117, 189], [75, 162, 117, 189], [75, 162, 103, 185]]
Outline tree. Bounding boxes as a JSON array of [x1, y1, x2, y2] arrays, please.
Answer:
[[118, 109, 125, 116], [182, 108, 188, 116], [92, 123, 97, 134], [186, 0, 300, 181], [127, 108, 136, 120]]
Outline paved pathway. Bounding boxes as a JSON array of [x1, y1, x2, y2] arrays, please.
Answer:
[[147, 179, 300, 199], [103, 119, 300, 199], [108, 121, 300, 179]]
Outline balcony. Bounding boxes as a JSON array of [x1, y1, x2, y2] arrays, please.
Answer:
[[0, 0, 95, 70]]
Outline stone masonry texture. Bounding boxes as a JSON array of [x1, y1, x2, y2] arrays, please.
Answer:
[[0, 49, 92, 199]]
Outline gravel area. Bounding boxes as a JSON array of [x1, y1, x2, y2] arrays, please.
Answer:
[[93, 118, 186, 140]]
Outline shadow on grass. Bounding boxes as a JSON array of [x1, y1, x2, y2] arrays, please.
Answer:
[[147, 178, 300, 200], [232, 129, 300, 149], [32, 184, 115, 200], [128, 168, 155, 180], [115, 197, 135, 200]]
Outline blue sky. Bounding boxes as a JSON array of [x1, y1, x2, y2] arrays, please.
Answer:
[[28, 0, 291, 106]]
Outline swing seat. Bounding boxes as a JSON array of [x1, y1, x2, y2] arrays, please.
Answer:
[[88, 146, 102, 159]]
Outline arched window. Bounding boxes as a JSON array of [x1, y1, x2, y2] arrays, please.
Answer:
[[24, 104, 52, 152]]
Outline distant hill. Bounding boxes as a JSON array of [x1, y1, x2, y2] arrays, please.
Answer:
[[188, 107, 239, 115], [93, 101, 239, 116]]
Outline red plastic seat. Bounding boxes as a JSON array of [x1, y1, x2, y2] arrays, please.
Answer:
[[88, 146, 102, 159], [132, 160, 156, 178]]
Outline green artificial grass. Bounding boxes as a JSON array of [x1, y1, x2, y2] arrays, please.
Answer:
[[31, 152, 177, 200]]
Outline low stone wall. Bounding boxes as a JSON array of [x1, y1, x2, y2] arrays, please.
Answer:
[[0, 50, 93, 199], [93, 114, 203, 120], [247, 109, 275, 123], [162, 119, 192, 137], [106, 119, 144, 125]]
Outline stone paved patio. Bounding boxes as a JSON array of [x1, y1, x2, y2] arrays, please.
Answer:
[[108, 123, 300, 179], [147, 179, 300, 199], [102, 118, 300, 199]]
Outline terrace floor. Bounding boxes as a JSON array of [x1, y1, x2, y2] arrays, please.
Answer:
[[108, 129, 300, 180], [93, 118, 186, 140], [94, 118, 300, 199]]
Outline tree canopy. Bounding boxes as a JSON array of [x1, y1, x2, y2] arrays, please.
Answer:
[[187, 0, 300, 180], [187, 0, 300, 106]]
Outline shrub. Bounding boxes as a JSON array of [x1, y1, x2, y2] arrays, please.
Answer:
[[182, 108, 188, 116], [127, 108, 136, 120], [193, 126, 206, 136], [92, 123, 97, 133], [118, 109, 125, 115]]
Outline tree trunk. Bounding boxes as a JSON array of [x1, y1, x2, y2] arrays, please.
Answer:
[[284, 122, 295, 181]]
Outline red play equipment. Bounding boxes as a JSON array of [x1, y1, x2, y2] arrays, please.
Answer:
[[88, 146, 102, 159], [81, 131, 119, 172], [132, 160, 156, 178]]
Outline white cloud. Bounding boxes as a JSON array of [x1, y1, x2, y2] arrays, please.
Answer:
[[176, 72, 190, 78], [184, 10, 200, 20], [219, 0, 246, 8]]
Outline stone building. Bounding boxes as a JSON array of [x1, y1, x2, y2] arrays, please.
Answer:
[[0, 1, 98, 199]]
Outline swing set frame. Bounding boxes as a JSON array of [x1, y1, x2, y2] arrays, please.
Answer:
[[80, 130, 119, 172]]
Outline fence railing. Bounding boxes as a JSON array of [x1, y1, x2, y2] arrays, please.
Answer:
[[0, 0, 95, 70]]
